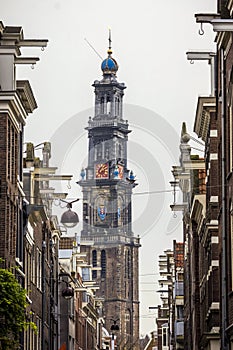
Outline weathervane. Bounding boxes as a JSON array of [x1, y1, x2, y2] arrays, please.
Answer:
[[108, 28, 112, 53]]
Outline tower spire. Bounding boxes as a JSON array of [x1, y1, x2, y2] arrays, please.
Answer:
[[101, 29, 118, 75], [108, 28, 112, 55]]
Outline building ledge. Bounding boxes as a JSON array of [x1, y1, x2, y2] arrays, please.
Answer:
[[16, 80, 37, 113], [203, 331, 220, 339], [194, 96, 216, 142], [0, 91, 28, 127], [170, 203, 188, 211], [183, 159, 206, 170]]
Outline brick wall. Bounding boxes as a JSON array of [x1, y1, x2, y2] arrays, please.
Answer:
[[0, 113, 20, 267]]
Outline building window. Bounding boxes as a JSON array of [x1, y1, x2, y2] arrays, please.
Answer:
[[82, 267, 90, 281], [162, 324, 168, 347], [36, 316, 42, 350], [101, 250, 106, 278], [7, 123, 11, 180], [32, 247, 36, 285], [29, 313, 35, 350], [176, 305, 184, 320], [26, 250, 31, 294], [19, 130, 23, 181], [37, 248, 42, 290]]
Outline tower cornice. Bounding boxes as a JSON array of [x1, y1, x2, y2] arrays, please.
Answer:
[[85, 122, 131, 134], [92, 80, 126, 90], [78, 178, 136, 189]]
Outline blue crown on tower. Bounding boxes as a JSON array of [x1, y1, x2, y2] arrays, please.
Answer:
[[101, 29, 118, 75]]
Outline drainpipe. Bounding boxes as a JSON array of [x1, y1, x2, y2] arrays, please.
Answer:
[[42, 239, 46, 350], [210, 54, 216, 97], [49, 239, 54, 350], [220, 47, 228, 350], [85, 316, 87, 350], [130, 242, 134, 349]]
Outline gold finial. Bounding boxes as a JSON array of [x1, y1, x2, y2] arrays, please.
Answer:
[[107, 27, 112, 55]]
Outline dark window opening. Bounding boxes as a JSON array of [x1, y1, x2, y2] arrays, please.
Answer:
[[101, 250, 106, 278], [92, 250, 97, 279]]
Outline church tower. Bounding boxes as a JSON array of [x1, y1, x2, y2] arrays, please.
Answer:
[[79, 34, 140, 349]]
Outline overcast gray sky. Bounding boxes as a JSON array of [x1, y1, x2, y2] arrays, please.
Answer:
[[2, 0, 216, 336]]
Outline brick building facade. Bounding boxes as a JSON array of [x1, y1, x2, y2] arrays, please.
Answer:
[[156, 243, 184, 350], [0, 23, 39, 273], [23, 143, 64, 350], [168, 1, 233, 349]]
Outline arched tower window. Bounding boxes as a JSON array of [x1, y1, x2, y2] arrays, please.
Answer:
[[118, 143, 122, 159], [116, 97, 120, 116], [107, 95, 111, 114], [104, 141, 110, 160], [124, 249, 130, 274], [118, 196, 123, 226], [101, 250, 106, 278], [96, 142, 102, 161], [125, 253, 127, 278], [100, 96, 104, 114], [92, 250, 97, 279], [127, 250, 131, 279], [125, 310, 130, 334]]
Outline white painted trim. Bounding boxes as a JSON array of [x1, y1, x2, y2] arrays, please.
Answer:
[[211, 236, 219, 244], [210, 196, 219, 203], [210, 130, 218, 137], [210, 302, 220, 310], [210, 326, 220, 333], [209, 220, 219, 225], [210, 153, 218, 161], [211, 260, 219, 267]]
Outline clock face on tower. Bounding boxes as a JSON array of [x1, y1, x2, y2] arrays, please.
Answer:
[[95, 163, 109, 179]]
